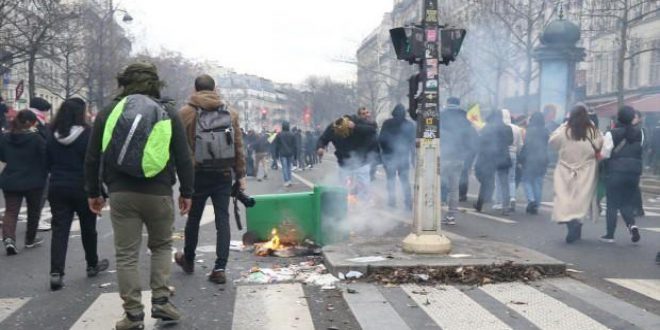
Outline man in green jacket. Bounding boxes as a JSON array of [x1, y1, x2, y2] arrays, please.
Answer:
[[84, 62, 194, 330]]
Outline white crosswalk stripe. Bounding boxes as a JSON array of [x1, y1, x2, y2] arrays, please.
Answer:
[[2, 278, 660, 329], [606, 278, 660, 302], [0, 297, 30, 324]]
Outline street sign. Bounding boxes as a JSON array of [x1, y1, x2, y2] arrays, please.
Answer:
[[15, 80, 24, 100]]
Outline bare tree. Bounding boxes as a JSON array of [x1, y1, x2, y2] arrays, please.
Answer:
[[0, 0, 22, 72], [304, 76, 358, 126], [582, 0, 660, 107], [134, 50, 203, 108]]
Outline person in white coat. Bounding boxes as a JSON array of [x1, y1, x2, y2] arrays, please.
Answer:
[[493, 109, 523, 212]]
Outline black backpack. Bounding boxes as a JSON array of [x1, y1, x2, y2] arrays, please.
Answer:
[[194, 106, 236, 170]]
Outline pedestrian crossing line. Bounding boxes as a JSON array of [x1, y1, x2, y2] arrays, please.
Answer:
[[0, 297, 30, 324], [232, 283, 314, 330], [540, 202, 660, 217], [480, 282, 609, 330], [605, 278, 660, 302], [70, 291, 156, 330], [291, 172, 315, 189], [463, 209, 517, 224], [641, 227, 660, 233], [402, 284, 511, 330], [344, 283, 411, 330]]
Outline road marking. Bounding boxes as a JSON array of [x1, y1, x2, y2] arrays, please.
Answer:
[[344, 283, 411, 330], [70, 291, 156, 329], [0, 297, 30, 324], [540, 202, 660, 216], [291, 172, 314, 189], [462, 209, 517, 224], [606, 278, 660, 302], [641, 227, 660, 233], [232, 283, 314, 330], [402, 284, 510, 329], [480, 282, 608, 330]]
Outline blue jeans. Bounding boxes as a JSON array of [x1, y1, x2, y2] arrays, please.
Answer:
[[339, 164, 371, 201], [495, 152, 517, 204], [280, 156, 292, 183], [524, 176, 544, 204]]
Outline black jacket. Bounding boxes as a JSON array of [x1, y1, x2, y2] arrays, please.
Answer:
[[439, 106, 477, 162], [317, 116, 378, 168], [519, 125, 549, 179], [607, 126, 643, 176], [274, 130, 297, 158], [0, 129, 47, 191], [85, 98, 194, 198], [475, 121, 513, 176], [252, 134, 270, 154], [47, 126, 91, 190], [379, 116, 415, 165]]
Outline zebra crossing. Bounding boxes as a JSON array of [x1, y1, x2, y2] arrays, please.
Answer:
[[1, 277, 659, 329]]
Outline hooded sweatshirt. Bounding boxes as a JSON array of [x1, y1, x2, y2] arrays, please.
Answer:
[[379, 105, 415, 164], [274, 121, 298, 158], [179, 91, 246, 181], [47, 126, 90, 190], [0, 129, 47, 191], [502, 109, 523, 154]]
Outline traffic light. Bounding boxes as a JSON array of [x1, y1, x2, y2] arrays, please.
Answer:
[[439, 28, 466, 65], [261, 108, 268, 120], [389, 26, 425, 63], [303, 107, 312, 124]]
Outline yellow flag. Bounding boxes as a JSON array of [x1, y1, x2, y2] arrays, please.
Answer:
[[467, 104, 485, 129]]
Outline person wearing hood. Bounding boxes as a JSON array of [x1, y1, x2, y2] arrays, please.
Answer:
[[176, 74, 246, 285], [519, 112, 549, 214], [85, 62, 194, 329], [0, 110, 47, 255], [379, 104, 415, 210], [439, 97, 477, 223], [47, 98, 109, 290], [493, 109, 523, 212], [274, 120, 298, 187], [474, 109, 513, 214], [550, 104, 602, 244], [598, 106, 643, 243]]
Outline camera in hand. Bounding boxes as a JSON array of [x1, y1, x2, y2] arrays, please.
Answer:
[[231, 181, 256, 208]]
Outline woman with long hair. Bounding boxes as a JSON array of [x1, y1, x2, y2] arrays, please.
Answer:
[[599, 106, 643, 243], [0, 110, 47, 255], [520, 112, 549, 214], [550, 104, 602, 243], [47, 98, 108, 290]]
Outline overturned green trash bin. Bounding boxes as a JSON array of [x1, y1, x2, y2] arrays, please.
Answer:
[[246, 185, 348, 245]]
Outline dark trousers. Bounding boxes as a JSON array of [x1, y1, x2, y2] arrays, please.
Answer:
[[605, 174, 639, 237], [49, 187, 99, 275], [459, 154, 475, 200], [184, 184, 231, 270], [476, 168, 509, 207], [384, 161, 412, 208], [2, 189, 43, 243]]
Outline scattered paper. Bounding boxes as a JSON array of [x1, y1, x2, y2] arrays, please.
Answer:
[[566, 268, 583, 273], [305, 273, 340, 290], [347, 256, 387, 263], [99, 283, 112, 288], [196, 245, 216, 253], [449, 254, 472, 258], [345, 271, 363, 279], [235, 260, 328, 285], [414, 274, 429, 281], [338, 272, 346, 280]]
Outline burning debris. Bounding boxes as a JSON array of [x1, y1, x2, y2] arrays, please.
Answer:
[[235, 258, 339, 289], [244, 222, 322, 258], [366, 261, 563, 286]]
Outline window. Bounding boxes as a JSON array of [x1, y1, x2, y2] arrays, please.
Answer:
[[651, 40, 660, 84], [628, 39, 640, 89]]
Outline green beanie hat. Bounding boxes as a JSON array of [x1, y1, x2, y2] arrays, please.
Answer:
[[117, 62, 165, 98]]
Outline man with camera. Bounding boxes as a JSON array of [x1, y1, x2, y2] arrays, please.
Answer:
[[175, 74, 247, 284]]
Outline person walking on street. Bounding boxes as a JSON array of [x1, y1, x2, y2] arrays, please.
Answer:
[[85, 62, 194, 329], [0, 96, 8, 132], [0, 110, 48, 255], [379, 104, 415, 210], [47, 98, 109, 291], [549, 104, 602, 243], [519, 112, 549, 215], [493, 109, 523, 212], [29, 97, 53, 232], [175, 74, 247, 284], [474, 109, 513, 215], [274, 121, 297, 187], [317, 113, 378, 201], [439, 98, 477, 223], [599, 106, 643, 243], [631, 110, 645, 217], [253, 131, 270, 181]]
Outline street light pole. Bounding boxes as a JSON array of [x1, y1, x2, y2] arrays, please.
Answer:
[[401, 0, 451, 254]]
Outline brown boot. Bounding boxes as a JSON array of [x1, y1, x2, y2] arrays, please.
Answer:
[[208, 269, 226, 284], [174, 252, 194, 274]]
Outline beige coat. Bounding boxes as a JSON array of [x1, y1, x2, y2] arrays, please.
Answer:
[[549, 124, 603, 223]]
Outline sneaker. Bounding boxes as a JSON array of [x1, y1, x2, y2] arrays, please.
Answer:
[[25, 236, 44, 248], [599, 235, 615, 243], [473, 202, 482, 213], [87, 258, 110, 277], [509, 200, 516, 212], [629, 225, 641, 243], [50, 273, 63, 291], [174, 252, 194, 274], [655, 252, 660, 265], [37, 220, 51, 231], [4, 238, 17, 256], [565, 220, 580, 243], [151, 300, 181, 321], [284, 181, 293, 187], [442, 216, 456, 226], [208, 269, 226, 284], [526, 202, 535, 214], [115, 312, 145, 330]]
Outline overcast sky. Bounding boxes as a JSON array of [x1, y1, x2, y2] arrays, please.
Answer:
[[121, 0, 394, 84]]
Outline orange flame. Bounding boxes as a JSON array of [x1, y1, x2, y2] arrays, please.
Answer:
[[347, 194, 359, 206], [256, 228, 281, 256]]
